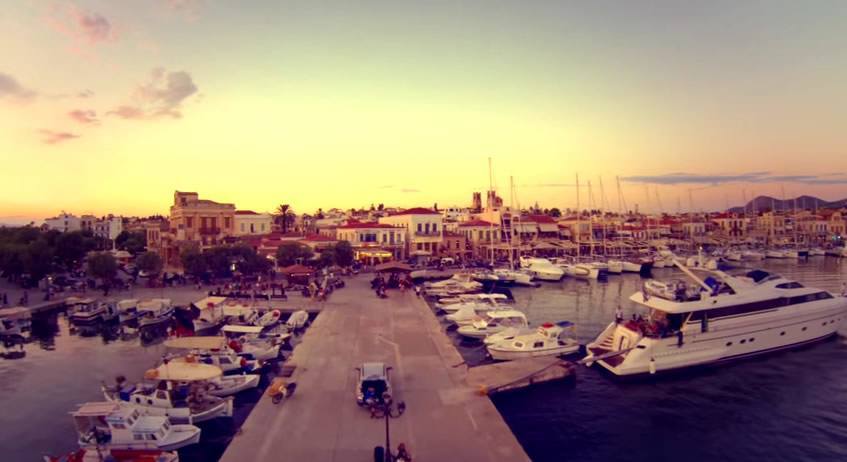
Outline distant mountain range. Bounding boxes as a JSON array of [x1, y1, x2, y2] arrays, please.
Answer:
[[728, 195, 847, 213]]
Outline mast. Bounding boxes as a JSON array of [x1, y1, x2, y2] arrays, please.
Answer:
[[588, 180, 596, 260], [488, 157, 495, 267], [509, 176, 515, 269], [576, 173, 581, 261], [599, 176, 608, 259]]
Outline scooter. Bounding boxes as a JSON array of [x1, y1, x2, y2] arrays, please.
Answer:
[[268, 378, 297, 404]]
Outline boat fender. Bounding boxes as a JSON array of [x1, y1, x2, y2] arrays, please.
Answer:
[[240, 357, 248, 368], [649, 358, 656, 375], [185, 354, 196, 363]]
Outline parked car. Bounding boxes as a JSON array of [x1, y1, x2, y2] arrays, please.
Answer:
[[355, 362, 392, 405]]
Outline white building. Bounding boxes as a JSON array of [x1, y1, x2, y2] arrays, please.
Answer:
[[93, 216, 123, 241], [233, 210, 273, 236], [336, 221, 406, 261], [44, 212, 82, 232], [379, 207, 443, 258]]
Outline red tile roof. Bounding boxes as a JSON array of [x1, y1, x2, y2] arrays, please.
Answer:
[[389, 207, 440, 216], [235, 210, 259, 215], [525, 214, 557, 224], [301, 234, 337, 242], [337, 222, 395, 229], [458, 220, 494, 227]]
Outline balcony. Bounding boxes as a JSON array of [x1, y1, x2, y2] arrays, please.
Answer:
[[414, 231, 441, 237], [198, 227, 221, 235]]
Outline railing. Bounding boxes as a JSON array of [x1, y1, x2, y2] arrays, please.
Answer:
[[198, 227, 221, 234], [414, 231, 441, 237]]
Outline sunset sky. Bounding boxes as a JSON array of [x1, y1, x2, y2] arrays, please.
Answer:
[[2, 0, 846, 223]]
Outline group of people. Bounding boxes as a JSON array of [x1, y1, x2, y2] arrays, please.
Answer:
[[370, 272, 414, 298]]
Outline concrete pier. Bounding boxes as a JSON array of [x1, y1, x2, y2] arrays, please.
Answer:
[[221, 276, 531, 462]]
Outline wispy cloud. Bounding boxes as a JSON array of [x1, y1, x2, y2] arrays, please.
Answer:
[[47, 4, 116, 48], [39, 129, 79, 145], [522, 183, 578, 188], [108, 68, 198, 120], [165, 0, 205, 21], [400, 188, 420, 193], [0, 72, 37, 103], [68, 109, 99, 125], [622, 172, 847, 185]]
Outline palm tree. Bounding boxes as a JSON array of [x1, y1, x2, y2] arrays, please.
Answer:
[[275, 204, 295, 233]]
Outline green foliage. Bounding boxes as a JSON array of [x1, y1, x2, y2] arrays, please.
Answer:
[[136, 251, 163, 276], [317, 249, 335, 268], [116, 231, 147, 254], [333, 241, 354, 267], [275, 242, 313, 267], [180, 244, 271, 278], [87, 252, 118, 281], [54, 231, 100, 269], [180, 246, 208, 279], [549, 208, 562, 218]]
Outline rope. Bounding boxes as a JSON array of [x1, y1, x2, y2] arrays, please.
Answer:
[[485, 360, 570, 394]]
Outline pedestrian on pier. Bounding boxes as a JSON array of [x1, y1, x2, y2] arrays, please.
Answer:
[[615, 307, 624, 324]]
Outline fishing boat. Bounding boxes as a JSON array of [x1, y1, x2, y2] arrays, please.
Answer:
[[584, 264, 847, 376], [117, 299, 140, 323], [0, 306, 32, 338], [69, 298, 104, 325], [486, 321, 580, 361], [483, 326, 535, 345], [163, 337, 263, 373], [70, 402, 201, 451], [456, 310, 528, 340], [222, 301, 258, 326], [137, 299, 174, 328], [220, 324, 287, 360], [190, 297, 227, 333], [286, 310, 309, 330], [208, 373, 261, 397], [102, 362, 234, 423]]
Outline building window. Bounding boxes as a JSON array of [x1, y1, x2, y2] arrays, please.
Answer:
[[433, 224, 438, 233], [186, 217, 193, 228], [416, 243, 423, 251], [417, 223, 422, 233], [425, 223, 430, 234], [224, 217, 230, 228]]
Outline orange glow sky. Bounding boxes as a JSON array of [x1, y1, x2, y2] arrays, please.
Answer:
[[2, 1, 846, 224]]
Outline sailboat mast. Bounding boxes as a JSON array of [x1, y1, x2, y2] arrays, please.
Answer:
[[509, 176, 515, 268], [488, 157, 495, 267], [576, 173, 581, 260]]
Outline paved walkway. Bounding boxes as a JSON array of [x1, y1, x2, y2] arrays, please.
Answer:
[[220, 276, 530, 462]]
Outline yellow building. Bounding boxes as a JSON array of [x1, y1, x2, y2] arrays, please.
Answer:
[[170, 191, 236, 247]]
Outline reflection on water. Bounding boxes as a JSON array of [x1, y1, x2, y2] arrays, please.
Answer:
[[488, 257, 847, 462]]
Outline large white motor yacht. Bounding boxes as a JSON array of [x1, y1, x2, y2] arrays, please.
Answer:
[[519, 257, 564, 281], [584, 266, 847, 376]]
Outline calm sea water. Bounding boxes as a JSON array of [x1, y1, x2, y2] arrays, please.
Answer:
[[0, 314, 291, 461], [3, 258, 846, 462], [477, 257, 847, 462]]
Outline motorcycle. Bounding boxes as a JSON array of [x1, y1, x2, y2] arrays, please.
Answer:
[[267, 378, 297, 404]]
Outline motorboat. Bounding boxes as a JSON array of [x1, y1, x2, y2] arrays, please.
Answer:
[[0, 307, 32, 337], [190, 297, 227, 333], [809, 248, 825, 257], [457, 310, 528, 340], [621, 260, 643, 273], [222, 302, 258, 326], [765, 249, 790, 259], [424, 273, 477, 289], [208, 373, 261, 397], [742, 249, 765, 261], [445, 304, 509, 326], [493, 268, 538, 286], [605, 260, 623, 274], [436, 293, 510, 308], [71, 402, 201, 451], [554, 260, 600, 280], [519, 257, 564, 281], [102, 362, 234, 423], [254, 309, 283, 327], [483, 326, 535, 345], [221, 325, 287, 360], [686, 254, 718, 270], [137, 299, 174, 328], [584, 265, 847, 376], [286, 310, 309, 330], [117, 299, 140, 323], [423, 273, 483, 295], [69, 298, 104, 325], [163, 337, 262, 373], [440, 297, 505, 314], [724, 250, 743, 262], [45, 448, 180, 462], [486, 321, 580, 361], [101, 302, 120, 322], [824, 247, 847, 257]]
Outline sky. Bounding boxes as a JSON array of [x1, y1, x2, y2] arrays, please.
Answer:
[[2, 0, 847, 224]]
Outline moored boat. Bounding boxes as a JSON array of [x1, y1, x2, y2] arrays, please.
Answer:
[[487, 321, 579, 361], [70, 402, 201, 451], [137, 299, 174, 328], [456, 310, 528, 340]]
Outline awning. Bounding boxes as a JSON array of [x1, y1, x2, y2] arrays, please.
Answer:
[[146, 362, 222, 382], [279, 264, 315, 276], [374, 261, 413, 273]]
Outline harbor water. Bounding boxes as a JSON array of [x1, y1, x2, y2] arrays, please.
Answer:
[[3, 258, 846, 461]]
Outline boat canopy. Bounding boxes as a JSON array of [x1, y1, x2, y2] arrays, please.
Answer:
[[138, 299, 171, 311], [73, 401, 121, 417], [0, 307, 31, 319], [117, 299, 139, 309], [146, 362, 222, 382], [164, 336, 225, 350], [487, 310, 527, 319], [192, 296, 227, 310], [221, 325, 264, 334]]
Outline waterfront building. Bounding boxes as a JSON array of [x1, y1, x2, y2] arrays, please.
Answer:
[[441, 231, 470, 261], [170, 191, 236, 247], [336, 221, 405, 263], [233, 210, 273, 236], [457, 220, 499, 259], [43, 212, 81, 232], [379, 207, 443, 259]]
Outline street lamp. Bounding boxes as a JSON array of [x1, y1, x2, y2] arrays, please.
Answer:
[[372, 395, 406, 462]]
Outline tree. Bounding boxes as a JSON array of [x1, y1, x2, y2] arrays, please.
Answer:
[[180, 246, 208, 280], [275, 204, 296, 233], [87, 252, 118, 282], [116, 231, 147, 254], [549, 208, 562, 218], [317, 248, 335, 268], [275, 242, 313, 267], [22, 238, 54, 283], [333, 241, 354, 267], [136, 251, 164, 277], [55, 231, 94, 269]]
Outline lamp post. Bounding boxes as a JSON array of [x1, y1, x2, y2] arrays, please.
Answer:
[[373, 396, 406, 462]]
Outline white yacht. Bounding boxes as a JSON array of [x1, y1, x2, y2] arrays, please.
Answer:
[[436, 293, 510, 308], [456, 310, 528, 340], [444, 304, 509, 326], [519, 257, 564, 281], [137, 299, 174, 328], [724, 250, 743, 262], [117, 299, 140, 323], [440, 297, 505, 315], [71, 402, 201, 452], [191, 297, 227, 333], [483, 326, 535, 345], [765, 248, 790, 259], [605, 260, 624, 274], [809, 248, 825, 257], [220, 324, 287, 361], [493, 268, 537, 286], [487, 321, 580, 361], [742, 249, 765, 261], [164, 337, 262, 373], [620, 260, 643, 273], [584, 266, 847, 377], [102, 362, 234, 423], [556, 261, 600, 280]]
